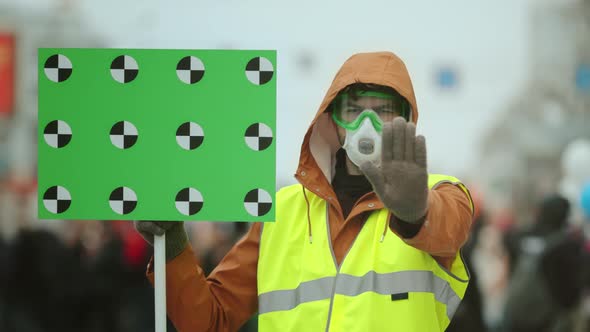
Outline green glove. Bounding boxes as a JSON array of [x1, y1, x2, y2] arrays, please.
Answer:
[[134, 220, 189, 261], [360, 117, 428, 223]]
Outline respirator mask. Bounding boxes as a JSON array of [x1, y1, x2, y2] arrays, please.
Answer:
[[339, 110, 384, 167]]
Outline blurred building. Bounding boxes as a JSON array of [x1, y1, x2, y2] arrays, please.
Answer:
[[0, 1, 104, 239], [479, 0, 590, 225]]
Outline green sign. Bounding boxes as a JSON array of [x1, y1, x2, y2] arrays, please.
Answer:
[[38, 49, 276, 222]]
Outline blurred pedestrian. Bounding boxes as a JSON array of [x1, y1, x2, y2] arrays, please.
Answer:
[[446, 210, 488, 332], [502, 194, 588, 332]]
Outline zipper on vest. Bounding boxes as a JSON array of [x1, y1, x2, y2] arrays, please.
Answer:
[[324, 205, 365, 332]]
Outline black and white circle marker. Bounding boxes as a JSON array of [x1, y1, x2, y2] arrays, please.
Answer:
[[176, 56, 205, 84], [110, 55, 139, 83], [44, 54, 73, 83], [175, 187, 204, 216], [245, 57, 274, 85], [176, 122, 204, 150], [43, 186, 71, 214], [244, 188, 272, 217], [110, 121, 138, 149], [109, 187, 137, 215], [44, 120, 72, 148], [245, 123, 273, 151]]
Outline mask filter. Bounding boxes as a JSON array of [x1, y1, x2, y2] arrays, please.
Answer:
[[342, 111, 382, 168]]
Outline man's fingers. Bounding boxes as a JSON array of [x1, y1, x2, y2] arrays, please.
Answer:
[[415, 135, 427, 168], [135, 220, 166, 236], [382, 122, 394, 162], [405, 121, 416, 162], [392, 117, 406, 160]]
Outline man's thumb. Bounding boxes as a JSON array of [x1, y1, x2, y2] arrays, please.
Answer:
[[360, 161, 383, 189]]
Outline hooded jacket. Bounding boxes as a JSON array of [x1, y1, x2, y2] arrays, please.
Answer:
[[147, 51, 473, 332]]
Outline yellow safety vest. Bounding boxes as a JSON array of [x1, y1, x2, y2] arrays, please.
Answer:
[[257, 174, 471, 331]]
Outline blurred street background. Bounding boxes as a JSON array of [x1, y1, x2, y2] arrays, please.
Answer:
[[0, 0, 589, 331]]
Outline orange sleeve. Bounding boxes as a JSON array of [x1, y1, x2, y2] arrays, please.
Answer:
[[389, 183, 473, 265], [147, 222, 261, 332]]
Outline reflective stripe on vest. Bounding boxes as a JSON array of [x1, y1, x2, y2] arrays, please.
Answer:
[[259, 270, 462, 319], [257, 173, 472, 332]]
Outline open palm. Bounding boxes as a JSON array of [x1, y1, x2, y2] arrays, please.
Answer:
[[360, 117, 428, 222]]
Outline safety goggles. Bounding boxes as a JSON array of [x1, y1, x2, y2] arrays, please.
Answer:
[[331, 91, 409, 132]]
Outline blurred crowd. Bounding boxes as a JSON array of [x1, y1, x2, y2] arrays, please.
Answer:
[[0, 216, 256, 332], [1, 180, 589, 332], [2, 135, 590, 332], [448, 191, 590, 332], [0, 220, 154, 331]]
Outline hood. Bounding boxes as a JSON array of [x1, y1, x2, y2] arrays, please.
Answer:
[[294, 51, 419, 200]]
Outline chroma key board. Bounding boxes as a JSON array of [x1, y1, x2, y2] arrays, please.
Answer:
[[38, 49, 276, 222]]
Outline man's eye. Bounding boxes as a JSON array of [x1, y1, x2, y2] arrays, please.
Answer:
[[344, 107, 362, 113], [376, 107, 395, 113]]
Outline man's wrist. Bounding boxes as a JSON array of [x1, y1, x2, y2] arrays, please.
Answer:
[[389, 213, 426, 239], [165, 224, 189, 261]]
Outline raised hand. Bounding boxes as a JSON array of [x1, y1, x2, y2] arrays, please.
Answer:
[[360, 117, 428, 222]]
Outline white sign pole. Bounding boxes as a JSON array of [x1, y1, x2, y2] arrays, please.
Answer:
[[154, 233, 167, 332]]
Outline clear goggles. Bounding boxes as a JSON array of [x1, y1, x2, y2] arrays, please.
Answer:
[[331, 91, 410, 132]]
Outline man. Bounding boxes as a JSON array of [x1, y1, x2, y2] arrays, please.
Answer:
[[136, 51, 473, 331]]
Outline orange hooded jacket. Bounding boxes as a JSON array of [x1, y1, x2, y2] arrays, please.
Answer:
[[147, 51, 473, 332]]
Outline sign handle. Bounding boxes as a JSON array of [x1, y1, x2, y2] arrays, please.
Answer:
[[154, 233, 167, 332]]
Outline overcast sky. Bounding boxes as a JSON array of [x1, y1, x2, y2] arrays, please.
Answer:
[[3, 0, 542, 184]]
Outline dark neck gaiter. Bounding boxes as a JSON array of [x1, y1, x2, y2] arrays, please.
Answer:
[[331, 148, 373, 219]]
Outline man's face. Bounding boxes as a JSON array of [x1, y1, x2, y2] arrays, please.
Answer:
[[333, 95, 405, 145]]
